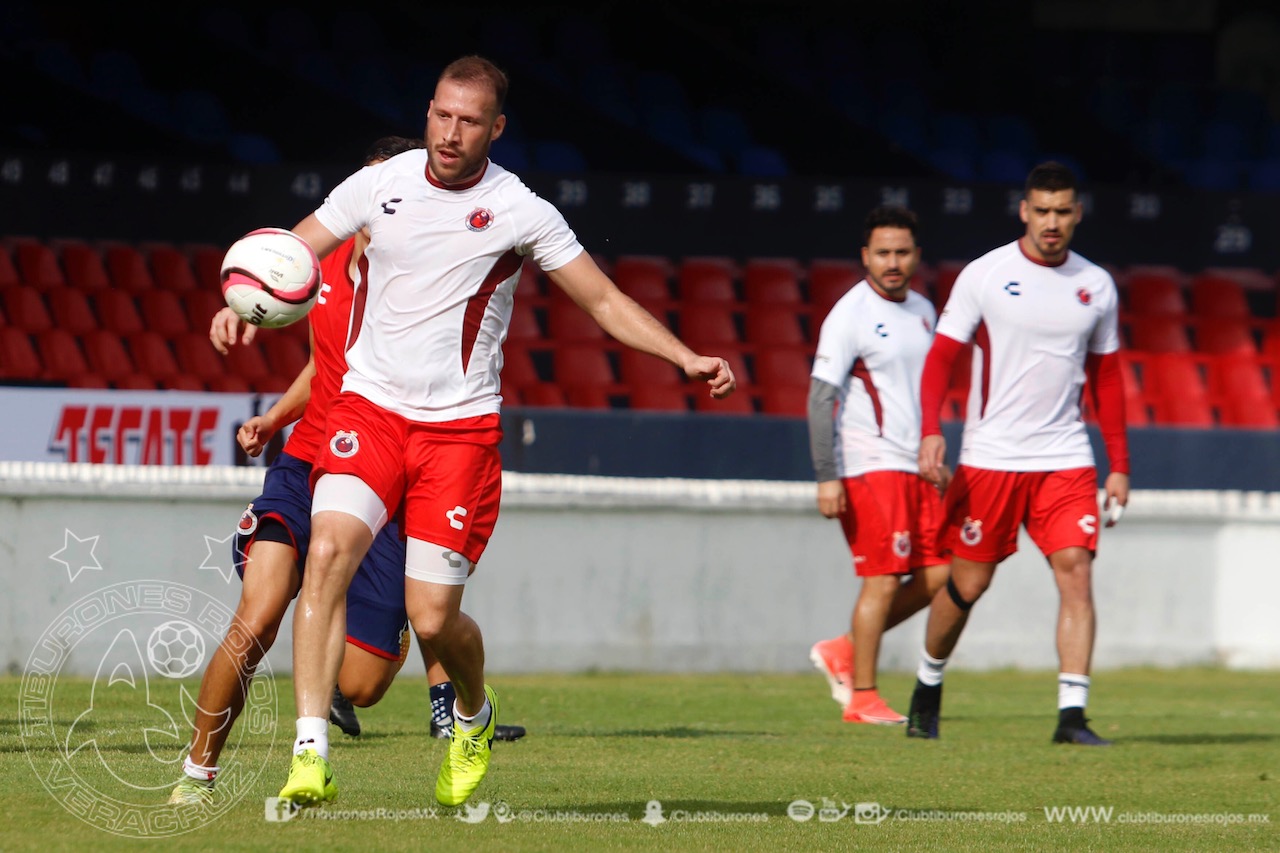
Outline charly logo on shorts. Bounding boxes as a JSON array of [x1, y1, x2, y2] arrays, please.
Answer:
[[892, 531, 912, 558], [330, 430, 359, 458], [960, 517, 983, 546], [465, 207, 494, 232], [237, 503, 259, 537], [18, 581, 279, 838]]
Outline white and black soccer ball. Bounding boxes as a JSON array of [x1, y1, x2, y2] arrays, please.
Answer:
[[220, 227, 321, 328]]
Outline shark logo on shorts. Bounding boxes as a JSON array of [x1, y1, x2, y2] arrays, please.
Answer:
[[892, 530, 912, 558], [330, 430, 359, 458], [960, 517, 983, 546], [237, 503, 259, 537]]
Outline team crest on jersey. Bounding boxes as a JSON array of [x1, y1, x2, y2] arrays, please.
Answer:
[[1076, 288, 1092, 305], [465, 207, 495, 232], [960, 517, 983, 546], [892, 530, 912, 558], [330, 430, 360, 458], [237, 503, 258, 537]]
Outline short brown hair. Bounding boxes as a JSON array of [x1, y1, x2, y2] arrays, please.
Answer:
[[863, 205, 919, 247], [439, 55, 509, 113], [1025, 161, 1078, 197], [363, 135, 425, 166]]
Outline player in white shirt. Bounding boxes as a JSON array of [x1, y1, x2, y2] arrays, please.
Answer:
[[272, 55, 737, 808], [908, 162, 1130, 746], [807, 206, 950, 726]]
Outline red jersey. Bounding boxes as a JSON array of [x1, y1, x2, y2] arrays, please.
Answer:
[[281, 238, 357, 464]]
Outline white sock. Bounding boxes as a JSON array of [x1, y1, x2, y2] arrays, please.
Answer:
[[453, 697, 491, 733], [916, 649, 947, 687], [1058, 673, 1090, 710], [294, 716, 329, 758], [183, 755, 219, 783]]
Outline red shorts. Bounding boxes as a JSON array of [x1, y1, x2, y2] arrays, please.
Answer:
[[940, 465, 1100, 564], [313, 393, 503, 564], [839, 470, 947, 577]]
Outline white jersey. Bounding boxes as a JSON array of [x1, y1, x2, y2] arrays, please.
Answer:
[[811, 280, 937, 477], [313, 151, 583, 421], [936, 240, 1120, 471]]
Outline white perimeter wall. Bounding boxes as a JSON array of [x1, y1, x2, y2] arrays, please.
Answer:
[[3, 464, 1279, 678]]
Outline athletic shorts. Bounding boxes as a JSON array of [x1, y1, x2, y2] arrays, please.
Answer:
[[939, 465, 1100, 564], [839, 470, 947, 577], [313, 393, 503, 564], [233, 450, 410, 660]]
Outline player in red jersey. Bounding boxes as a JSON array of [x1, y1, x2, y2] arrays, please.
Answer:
[[275, 56, 736, 809], [906, 161, 1130, 746], [807, 206, 950, 726]]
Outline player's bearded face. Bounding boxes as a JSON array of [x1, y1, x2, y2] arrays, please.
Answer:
[[426, 80, 504, 185], [1021, 189, 1081, 262], [861, 226, 920, 302]]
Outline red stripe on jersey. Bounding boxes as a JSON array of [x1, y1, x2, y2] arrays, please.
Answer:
[[851, 358, 884, 436], [461, 249, 522, 373], [975, 322, 991, 419], [348, 249, 371, 353]]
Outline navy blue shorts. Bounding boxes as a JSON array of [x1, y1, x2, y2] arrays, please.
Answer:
[[234, 451, 410, 661]]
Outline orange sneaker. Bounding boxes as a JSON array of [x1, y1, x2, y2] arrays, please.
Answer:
[[843, 691, 908, 725], [809, 636, 855, 706]]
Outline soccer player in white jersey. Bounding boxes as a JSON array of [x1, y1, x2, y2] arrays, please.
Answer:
[[807, 206, 950, 725], [271, 55, 737, 808], [908, 161, 1130, 746]]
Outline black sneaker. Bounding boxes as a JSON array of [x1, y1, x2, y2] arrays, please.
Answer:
[[329, 686, 361, 737], [430, 720, 528, 741], [1052, 721, 1112, 746], [906, 682, 941, 739]]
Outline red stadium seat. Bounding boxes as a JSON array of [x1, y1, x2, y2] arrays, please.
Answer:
[[82, 329, 137, 382], [678, 256, 740, 304], [165, 374, 209, 392], [127, 332, 182, 383], [183, 290, 226, 338], [263, 333, 310, 380], [613, 255, 675, 309], [508, 300, 544, 346], [753, 347, 812, 387], [1127, 314, 1193, 353], [57, 241, 111, 291], [1125, 271, 1188, 317], [103, 242, 155, 294], [0, 244, 18, 289], [95, 290, 146, 337], [173, 332, 229, 384], [931, 260, 967, 311], [114, 374, 159, 391], [515, 383, 568, 408], [693, 381, 756, 415], [1142, 352, 1217, 427], [208, 375, 253, 394], [627, 385, 690, 411], [2, 285, 54, 332], [13, 239, 65, 290], [145, 243, 199, 293], [0, 327, 41, 379], [1195, 317, 1258, 356], [500, 344, 542, 389], [546, 299, 609, 343], [676, 304, 744, 351], [619, 348, 684, 387], [45, 286, 99, 335], [186, 242, 226, 292], [34, 328, 92, 382], [743, 257, 805, 307], [223, 339, 272, 387], [1190, 273, 1251, 320], [744, 306, 809, 349], [139, 288, 192, 338], [758, 383, 809, 416], [551, 343, 620, 390], [1207, 353, 1277, 427], [808, 258, 862, 324]]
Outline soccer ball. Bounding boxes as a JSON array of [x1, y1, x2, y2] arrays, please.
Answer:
[[220, 227, 321, 328], [146, 620, 206, 679]]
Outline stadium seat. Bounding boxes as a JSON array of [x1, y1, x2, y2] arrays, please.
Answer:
[[0, 245, 18, 289], [186, 242, 226, 292], [103, 242, 155, 294], [13, 240, 65, 290], [57, 241, 111, 291], [508, 300, 543, 346], [95, 290, 146, 336], [627, 385, 690, 412], [618, 348, 684, 387], [758, 383, 809, 416], [82, 329, 137, 382], [222, 339, 271, 387], [546, 299, 610, 343], [2, 285, 54, 332], [808, 259, 861, 324], [262, 333, 309, 380], [753, 348, 813, 388], [34, 328, 92, 382], [1207, 353, 1277, 428], [932, 260, 967, 311], [183, 290, 225, 337], [515, 383, 569, 408], [145, 243, 199, 293], [114, 374, 159, 391], [744, 306, 809, 349], [552, 343, 620, 388], [515, 262, 546, 307], [45, 286, 100, 335], [173, 332, 229, 383], [676, 304, 745, 352], [500, 344, 542, 390], [127, 331, 182, 384], [1190, 272, 1253, 320], [743, 257, 805, 307], [1124, 269, 1189, 316], [0, 327, 42, 380], [613, 255, 675, 309], [1127, 314, 1193, 353], [139, 288, 192, 338], [1142, 352, 1217, 427], [678, 257, 740, 304], [165, 374, 209, 392], [1195, 317, 1258, 356], [208, 375, 253, 394], [693, 377, 756, 414]]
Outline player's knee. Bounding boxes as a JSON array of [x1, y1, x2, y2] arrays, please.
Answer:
[[337, 679, 384, 707], [946, 575, 984, 611]]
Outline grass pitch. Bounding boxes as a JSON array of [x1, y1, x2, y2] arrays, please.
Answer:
[[3, 668, 1277, 852]]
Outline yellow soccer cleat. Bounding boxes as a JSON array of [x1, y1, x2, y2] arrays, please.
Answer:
[[279, 748, 338, 807], [435, 684, 498, 806], [167, 777, 214, 805]]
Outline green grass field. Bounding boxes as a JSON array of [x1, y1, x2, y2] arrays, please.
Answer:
[[3, 668, 1277, 852]]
